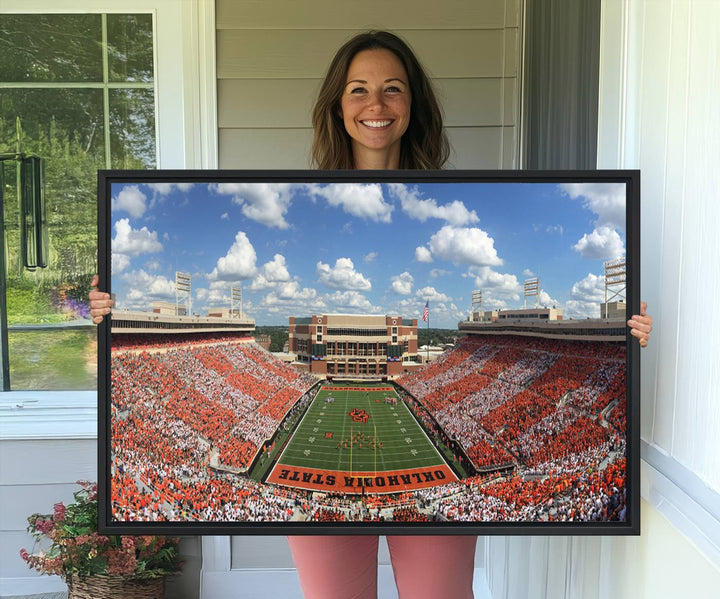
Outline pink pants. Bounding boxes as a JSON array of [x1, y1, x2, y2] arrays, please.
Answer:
[[287, 535, 476, 599]]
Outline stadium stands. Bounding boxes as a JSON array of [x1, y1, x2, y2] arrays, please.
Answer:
[[110, 332, 628, 523]]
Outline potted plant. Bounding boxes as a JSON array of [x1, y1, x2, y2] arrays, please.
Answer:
[[20, 480, 182, 599]]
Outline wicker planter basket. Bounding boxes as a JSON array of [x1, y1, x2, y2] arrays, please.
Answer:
[[67, 575, 165, 599]]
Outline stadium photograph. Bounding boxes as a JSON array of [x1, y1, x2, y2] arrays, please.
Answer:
[[101, 172, 636, 531]]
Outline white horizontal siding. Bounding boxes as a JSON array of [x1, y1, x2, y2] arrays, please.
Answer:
[[217, 29, 514, 80], [218, 78, 517, 128], [216, 0, 516, 31], [216, 1, 522, 171]]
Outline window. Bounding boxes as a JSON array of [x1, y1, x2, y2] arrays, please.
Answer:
[[0, 13, 155, 390], [0, 1, 213, 394]]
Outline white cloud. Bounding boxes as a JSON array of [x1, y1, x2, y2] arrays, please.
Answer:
[[248, 255, 291, 291], [325, 291, 381, 312], [195, 285, 230, 308], [388, 183, 479, 226], [363, 252, 378, 263], [248, 274, 273, 292], [470, 266, 522, 300], [430, 268, 451, 278], [482, 297, 511, 310], [111, 253, 130, 274], [112, 185, 147, 218], [560, 182, 626, 231], [427, 226, 503, 266], [546, 224, 564, 234], [414, 246, 433, 263], [118, 270, 175, 310], [573, 226, 625, 259], [145, 259, 161, 272], [112, 218, 163, 256], [316, 258, 371, 291], [310, 183, 393, 223], [564, 272, 606, 319], [208, 232, 258, 281], [415, 286, 451, 303], [523, 268, 535, 277], [391, 271, 414, 295], [147, 183, 173, 196], [259, 285, 325, 312], [275, 281, 317, 301], [261, 254, 291, 282], [538, 290, 561, 308], [570, 273, 606, 302], [221, 212, 229, 220], [212, 183, 295, 229], [146, 183, 194, 196]]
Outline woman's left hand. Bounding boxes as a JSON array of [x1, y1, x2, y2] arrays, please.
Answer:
[[628, 301, 652, 347]]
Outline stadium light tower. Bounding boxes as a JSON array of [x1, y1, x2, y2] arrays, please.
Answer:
[[231, 286, 242, 319], [175, 271, 191, 316], [471, 290, 483, 321], [604, 257, 626, 318], [523, 277, 540, 309]]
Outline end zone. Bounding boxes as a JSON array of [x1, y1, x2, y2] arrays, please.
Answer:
[[266, 464, 458, 494]]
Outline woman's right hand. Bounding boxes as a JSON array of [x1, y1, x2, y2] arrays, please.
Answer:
[[89, 274, 113, 324]]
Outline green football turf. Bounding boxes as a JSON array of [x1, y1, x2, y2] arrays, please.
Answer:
[[275, 383, 449, 474]]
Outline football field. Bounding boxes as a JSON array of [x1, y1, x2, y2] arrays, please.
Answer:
[[266, 383, 458, 494]]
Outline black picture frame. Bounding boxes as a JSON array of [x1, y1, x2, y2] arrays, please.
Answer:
[[98, 169, 640, 536]]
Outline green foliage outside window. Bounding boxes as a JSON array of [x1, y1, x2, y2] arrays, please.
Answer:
[[0, 13, 155, 389]]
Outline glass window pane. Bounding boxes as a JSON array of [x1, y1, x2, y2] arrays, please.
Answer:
[[0, 14, 103, 82], [1, 13, 156, 390], [2, 89, 103, 390], [8, 329, 97, 390], [109, 89, 156, 169], [0, 89, 106, 162], [107, 14, 154, 83]]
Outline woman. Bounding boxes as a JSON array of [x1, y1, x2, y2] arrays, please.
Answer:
[[90, 30, 653, 599]]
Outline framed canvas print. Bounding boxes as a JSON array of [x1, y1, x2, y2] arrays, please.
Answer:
[[97, 169, 640, 535]]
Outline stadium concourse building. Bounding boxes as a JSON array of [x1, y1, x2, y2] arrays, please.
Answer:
[[458, 302, 627, 341], [288, 313, 421, 377], [110, 301, 255, 335]]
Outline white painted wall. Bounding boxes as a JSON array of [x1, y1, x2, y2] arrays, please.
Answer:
[[485, 0, 720, 596]]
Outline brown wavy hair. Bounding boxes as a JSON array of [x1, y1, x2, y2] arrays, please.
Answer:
[[311, 31, 449, 170]]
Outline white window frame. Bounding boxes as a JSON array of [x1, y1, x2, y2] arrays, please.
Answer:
[[0, 0, 217, 435]]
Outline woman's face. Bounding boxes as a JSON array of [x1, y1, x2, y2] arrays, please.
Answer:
[[340, 48, 411, 168]]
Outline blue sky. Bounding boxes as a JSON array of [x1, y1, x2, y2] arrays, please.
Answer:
[[109, 180, 628, 328]]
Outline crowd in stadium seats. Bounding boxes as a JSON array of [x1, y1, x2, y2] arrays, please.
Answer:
[[109, 331, 629, 525], [396, 335, 626, 473], [112, 332, 253, 350], [394, 334, 628, 522]]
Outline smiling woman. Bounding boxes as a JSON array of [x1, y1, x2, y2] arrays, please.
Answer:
[[340, 49, 412, 169], [311, 30, 448, 170]]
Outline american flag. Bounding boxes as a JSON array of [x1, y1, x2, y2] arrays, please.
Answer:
[[422, 301, 429, 322]]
